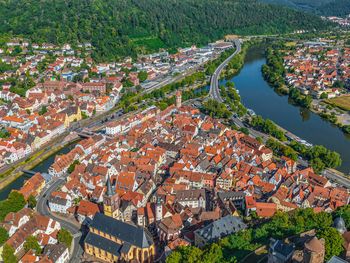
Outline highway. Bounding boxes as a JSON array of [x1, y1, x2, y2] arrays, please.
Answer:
[[209, 39, 241, 102], [36, 177, 83, 263]]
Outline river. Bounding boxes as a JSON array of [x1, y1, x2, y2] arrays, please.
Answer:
[[224, 45, 350, 174], [0, 142, 77, 201]]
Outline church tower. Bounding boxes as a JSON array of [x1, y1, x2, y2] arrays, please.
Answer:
[[175, 90, 182, 108], [103, 175, 120, 219], [155, 197, 163, 221]]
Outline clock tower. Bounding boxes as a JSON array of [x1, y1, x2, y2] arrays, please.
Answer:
[[103, 175, 120, 219]]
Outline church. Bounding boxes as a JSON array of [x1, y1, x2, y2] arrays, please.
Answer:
[[83, 176, 155, 262]]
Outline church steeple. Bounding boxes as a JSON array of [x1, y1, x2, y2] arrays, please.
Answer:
[[103, 175, 120, 219], [106, 175, 113, 197]]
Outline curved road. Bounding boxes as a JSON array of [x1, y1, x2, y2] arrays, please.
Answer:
[[36, 178, 83, 263], [210, 39, 241, 102]]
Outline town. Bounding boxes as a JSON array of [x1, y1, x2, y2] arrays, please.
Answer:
[[264, 39, 350, 132], [3, 90, 348, 262], [0, 38, 233, 169], [1, 0, 350, 262]]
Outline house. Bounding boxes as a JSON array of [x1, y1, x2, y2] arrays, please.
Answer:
[[268, 238, 295, 263], [18, 173, 45, 200], [76, 200, 100, 225], [175, 189, 206, 209], [82, 82, 106, 94], [6, 214, 61, 255], [48, 192, 72, 214], [1, 208, 32, 237], [157, 214, 183, 242], [194, 215, 247, 247], [43, 243, 70, 263], [255, 202, 277, 218]]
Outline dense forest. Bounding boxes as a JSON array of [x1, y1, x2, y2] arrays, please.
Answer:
[[262, 0, 350, 17], [0, 0, 331, 61]]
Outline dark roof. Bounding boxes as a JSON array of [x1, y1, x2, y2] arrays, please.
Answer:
[[90, 213, 154, 248], [43, 243, 68, 262], [194, 215, 247, 242], [48, 195, 68, 206], [85, 232, 122, 257], [270, 239, 294, 258], [218, 191, 245, 201], [106, 175, 113, 197], [175, 189, 206, 202], [327, 256, 348, 263]]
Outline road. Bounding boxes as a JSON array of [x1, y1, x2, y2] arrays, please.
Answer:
[[322, 169, 350, 189], [36, 177, 83, 263], [209, 39, 241, 102]]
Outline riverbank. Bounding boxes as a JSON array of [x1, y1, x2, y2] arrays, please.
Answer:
[[262, 42, 350, 137], [229, 45, 350, 173], [0, 136, 80, 200]]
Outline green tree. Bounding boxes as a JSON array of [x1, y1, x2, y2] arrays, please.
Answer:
[[138, 71, 148, 82], [57, 229, 73, 248], [24, 236, 42, 255], [2, 244, 17, 263], [317, 227, 344, 260], [27, 195, 37, 209], [201, 99, 231, 119], [0, 128, 10, 139], [67, 160, 80, 174], [0, 191, 26, 221], [320, 92, 328, 99], [38, 106, 48, 115], [0, 227, 9, 245], [202, 243, 223, 263], [166, 251, 182, 263], [239, 127, 249, 135]]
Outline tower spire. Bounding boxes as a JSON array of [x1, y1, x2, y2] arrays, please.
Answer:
[[106, 175, 113, 197]]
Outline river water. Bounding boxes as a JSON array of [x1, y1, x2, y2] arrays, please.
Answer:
[[0, 142, 77, 201], [227, 45, 350, 174]]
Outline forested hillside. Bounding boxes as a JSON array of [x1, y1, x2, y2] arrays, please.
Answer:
[[262, 0, 350, 17], [0, 0, 331, 61]]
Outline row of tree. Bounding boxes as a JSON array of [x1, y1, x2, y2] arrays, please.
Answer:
[[250, 115, 287, 141]]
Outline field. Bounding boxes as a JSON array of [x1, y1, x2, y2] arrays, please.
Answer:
[[131, 36, 166, 52], [326, 95, 350, 111]]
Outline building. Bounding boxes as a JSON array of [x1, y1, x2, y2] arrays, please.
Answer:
[[342, 231, 350, 260], [157, 214, 183, 241], [175, 189, 206, 209], [84, 213, 155, 262], [194, 215, 247, 247], [82, 82, 106, 94], [176, 90, 182, 108], [303, 237, 325, 263], [63, 106, 82, 128], [268, 238, 295, 263], [76, 200, 100, 225], [42, 243, 70, 263], [48, 194, 72, 214], [18, 172, 45, 200], [103, 176, 120, 219]]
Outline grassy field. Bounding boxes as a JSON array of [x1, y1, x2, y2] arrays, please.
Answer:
[[132, 36, 166, 52], [326, 95, 350, 111]]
